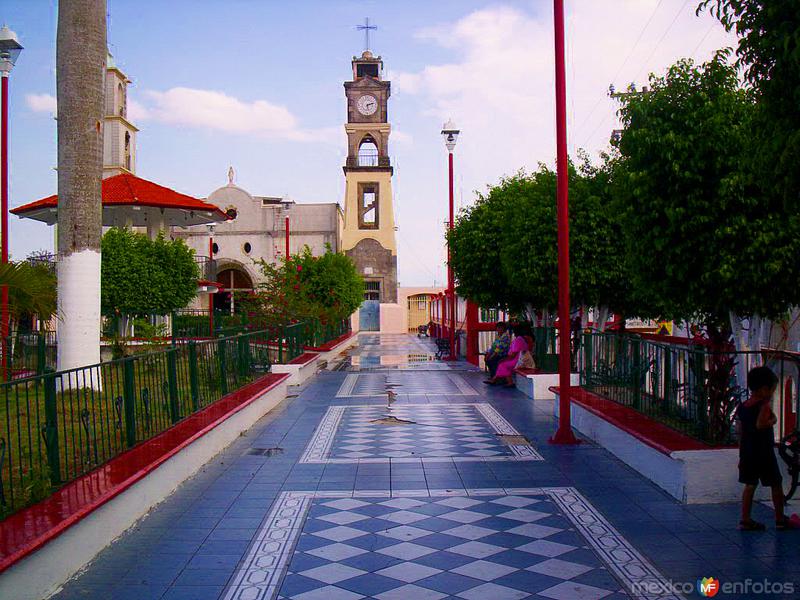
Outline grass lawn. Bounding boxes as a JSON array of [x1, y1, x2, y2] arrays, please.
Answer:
[[0, 340, 278, 518]]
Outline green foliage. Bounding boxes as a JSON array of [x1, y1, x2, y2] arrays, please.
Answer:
[[448, 185, 523, 312], [101, 228, 200, 317], [250, 246, 363, 324], [0, 261, 57, 321], [449, 158, 629, 316], [699, 0, 800, 206], [615, 52, 800, 325]]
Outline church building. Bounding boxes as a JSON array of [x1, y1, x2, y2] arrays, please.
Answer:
[[173, 170, 342, 313]]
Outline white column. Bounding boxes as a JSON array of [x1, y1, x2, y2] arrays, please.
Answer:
[[57, 250, 102, 388]]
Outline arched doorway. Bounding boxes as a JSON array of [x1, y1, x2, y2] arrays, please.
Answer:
[[407, 293, 433, 332], [214, 267, 254, 314]]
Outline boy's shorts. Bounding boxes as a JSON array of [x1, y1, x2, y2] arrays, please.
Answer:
[[739, 452, 783, 487]]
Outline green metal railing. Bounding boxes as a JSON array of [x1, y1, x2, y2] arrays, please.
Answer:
[[580, 332, 800, 445], [0, 329, 276, 518], [3, 330, 57, 379], [530, 327, 560, 372]]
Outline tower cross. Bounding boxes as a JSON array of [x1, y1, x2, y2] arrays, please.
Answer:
[[356, 17, 377, 52]]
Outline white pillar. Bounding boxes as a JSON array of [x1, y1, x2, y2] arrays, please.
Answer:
[[56, 250, 102, 388]]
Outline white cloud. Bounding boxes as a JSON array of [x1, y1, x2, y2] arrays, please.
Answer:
[[392, 2, 738, 188], [140, 87, 329, 142], [127, 98, 150, 121], [392, 128, 413, 145], [24, 87, 331, 143], [26, 93, 57, 115]]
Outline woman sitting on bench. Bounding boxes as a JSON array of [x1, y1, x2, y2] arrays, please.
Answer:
[[486, 323, 530, 388]]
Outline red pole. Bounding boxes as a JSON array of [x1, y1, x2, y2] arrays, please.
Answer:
[[1, 75, 10, 379], [466, 300, 479, 365], [550, 0, 579, 444], [285, 216, 290, 259], [447, 151, 456, 360], [208, 234, 214, 336]]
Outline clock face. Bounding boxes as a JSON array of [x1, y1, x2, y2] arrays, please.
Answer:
[[356, 94, 378, 116]]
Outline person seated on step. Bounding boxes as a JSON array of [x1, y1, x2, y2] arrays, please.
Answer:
[[486, 323, 529, 388], [483, 322, 510, 383]]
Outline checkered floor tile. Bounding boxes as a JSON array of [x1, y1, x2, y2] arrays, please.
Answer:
[[225, 489, 680, 600], [336, 373, 478, 398], [300, 404, 543, 463]]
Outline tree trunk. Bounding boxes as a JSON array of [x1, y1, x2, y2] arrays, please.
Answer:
[[56, 0, 106, 382], [596, 306, 609, 332]]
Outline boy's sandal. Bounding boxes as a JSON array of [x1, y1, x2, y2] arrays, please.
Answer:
[[738, 519, 766, 531]]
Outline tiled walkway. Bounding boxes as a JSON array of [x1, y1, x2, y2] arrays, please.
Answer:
[[53, 335, 799, 600]]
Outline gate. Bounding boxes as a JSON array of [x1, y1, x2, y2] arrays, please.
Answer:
[[360, 300, 380, 332]]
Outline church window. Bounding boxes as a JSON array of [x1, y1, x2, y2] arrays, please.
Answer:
[[364, 280, 380, 301], [212, 243, 219, 255], [358, 183, 379, 229], [226, 207, 238, 220], [357, 137, 379, 167], [243, 242, 252, 254]]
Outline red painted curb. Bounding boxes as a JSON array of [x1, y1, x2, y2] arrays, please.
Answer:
[[288, 352, 319, 366], [304, 332, 355, 353], [550, 386, 713, 454]]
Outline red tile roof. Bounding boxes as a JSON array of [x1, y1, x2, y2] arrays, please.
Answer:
[[11, 173, 227, 220]]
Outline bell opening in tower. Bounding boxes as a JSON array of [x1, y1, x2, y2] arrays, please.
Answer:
[[356, 63, 379, 79], [358, 137, 379, 167]]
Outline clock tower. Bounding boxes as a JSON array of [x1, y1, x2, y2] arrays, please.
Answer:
[[342, 50, 398, 310]]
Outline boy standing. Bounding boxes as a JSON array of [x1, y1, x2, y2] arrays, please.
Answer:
[[738, 366, 792, 530]]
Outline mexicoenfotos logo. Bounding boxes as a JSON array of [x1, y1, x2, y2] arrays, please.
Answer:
[[698, 577, 720, 597]]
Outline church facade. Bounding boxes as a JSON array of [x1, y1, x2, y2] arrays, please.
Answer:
[[173, 171, 342, 313]]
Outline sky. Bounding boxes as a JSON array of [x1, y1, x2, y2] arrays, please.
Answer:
[[4, 0, 737, 286]]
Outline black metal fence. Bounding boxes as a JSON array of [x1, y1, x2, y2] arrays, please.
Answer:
[[580, 332, 800, 445], [0, 329, 276, 517]]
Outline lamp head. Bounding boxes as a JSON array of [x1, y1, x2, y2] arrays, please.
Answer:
[[441, 119, 460, 152], [0, 25, 23, 74]]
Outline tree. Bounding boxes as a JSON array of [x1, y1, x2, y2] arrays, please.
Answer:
[[247, 247, 363, 325], [448, 187, 524, 313], [101, 228, 199, 322], [450, 160, 629, 327], [615, 52, 800, 442], [699, 1, 800, 207], [616, 52, 800, 328], [0, 262, 56, 323], [56, 0, 106, 373]]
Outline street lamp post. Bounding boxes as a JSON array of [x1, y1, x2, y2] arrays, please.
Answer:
[[285, 216, 290, 260], [206, 223, 215, 336], [281, 203, 291, 260], [0, 26, 23, 379], [550, 0, 579, 445], [441, 120, 460, 361]]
